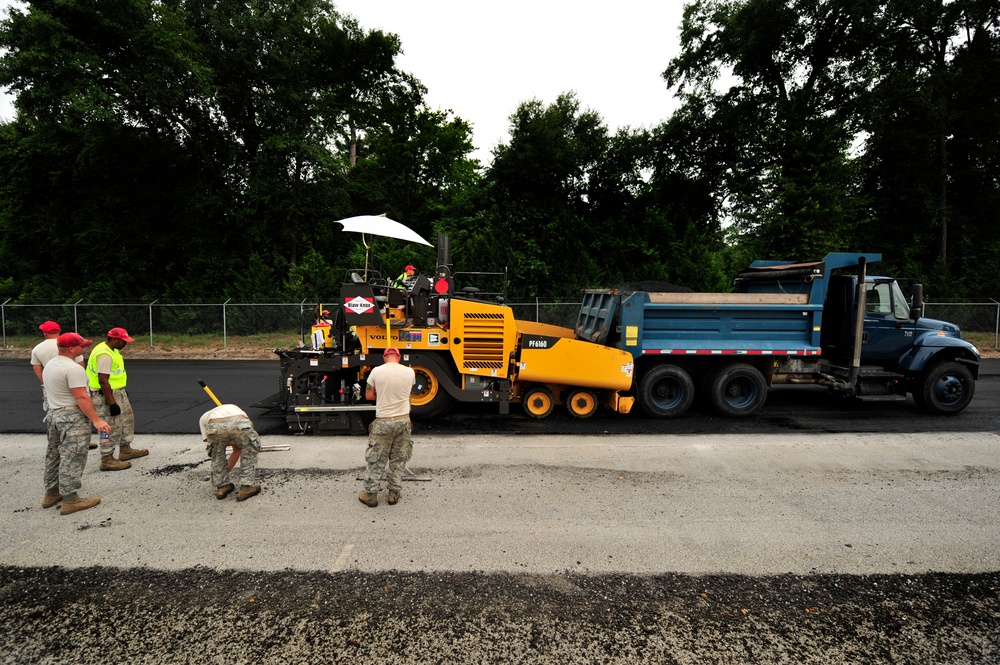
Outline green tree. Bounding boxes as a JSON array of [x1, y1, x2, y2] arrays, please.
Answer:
[[479, 94, 610, 297], [859, 0, 1000, 295], [663, 0, 878, 261], [0, 0, 476, 301]]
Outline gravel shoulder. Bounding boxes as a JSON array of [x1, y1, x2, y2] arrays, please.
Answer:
[[2, 566, 997, 664]]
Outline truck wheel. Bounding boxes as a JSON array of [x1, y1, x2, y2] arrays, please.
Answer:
[[410, 362, 456, 419], [915, 361, 975, 415], [708, 363, 767, 417], [566, 389, 598, 419], [523, 386, 554, 418], [638, 365, 694, 418]]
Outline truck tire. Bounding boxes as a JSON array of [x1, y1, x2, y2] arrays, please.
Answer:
[[707, 363, 767, 417], [914, 361, 975, 415], [638, 365, 695, 418], [410, 358, 457, 419], [523, 386, 555, 418], [566, 389, 598, 419]]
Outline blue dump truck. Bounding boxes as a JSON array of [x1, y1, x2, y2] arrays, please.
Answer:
[[575, 253, 979, 418]]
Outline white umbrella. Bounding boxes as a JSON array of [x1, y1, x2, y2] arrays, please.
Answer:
[[336, 215, 432, 246]]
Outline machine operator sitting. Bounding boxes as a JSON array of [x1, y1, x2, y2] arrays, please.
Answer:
[[395, 264, 418, 290]]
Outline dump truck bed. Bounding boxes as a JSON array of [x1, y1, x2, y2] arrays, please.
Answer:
[[577, 289, 823, 356], [574, 252, 883, 358]]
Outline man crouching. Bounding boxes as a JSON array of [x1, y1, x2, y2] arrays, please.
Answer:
[[200, 404, 262, 501]]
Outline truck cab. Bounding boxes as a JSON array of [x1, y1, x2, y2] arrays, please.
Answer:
[[804, 266, 979, 415]]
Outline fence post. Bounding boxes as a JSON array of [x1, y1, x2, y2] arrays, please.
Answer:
[[993, 300, 999, 349], [223, 299, 231, 349], [300, 298, 308, 344], [1, 298, 9, 348], [73, 299, 82, 333], [535, 297, 540, 323], [148, 300, 157, 348]]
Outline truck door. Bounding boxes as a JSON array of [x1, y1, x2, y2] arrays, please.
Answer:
[[861, 280, 915, 363]]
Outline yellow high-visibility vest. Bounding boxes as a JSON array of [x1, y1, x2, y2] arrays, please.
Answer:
[[86, 342, 128, 390]]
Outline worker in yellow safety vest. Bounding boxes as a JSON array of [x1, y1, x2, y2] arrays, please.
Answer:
[[86, 327, 149, 471]]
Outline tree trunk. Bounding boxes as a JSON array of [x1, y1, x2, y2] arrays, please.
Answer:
[[938, 131, 948, 268]]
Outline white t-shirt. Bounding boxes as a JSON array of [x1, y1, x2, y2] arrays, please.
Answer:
[[199, 404, 249, 440], [41, 355, 89, 409], [95, 353, 114, 375], [30, 339, 82, 377], [367, 361, 416, 418], [30, 338, 59, 370]]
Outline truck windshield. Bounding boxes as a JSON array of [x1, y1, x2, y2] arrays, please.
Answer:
[[866, 281, 911, 319]]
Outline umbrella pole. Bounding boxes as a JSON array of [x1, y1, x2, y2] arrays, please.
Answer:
[[363, 234, 370, 280], [362, 231, 390, 345]]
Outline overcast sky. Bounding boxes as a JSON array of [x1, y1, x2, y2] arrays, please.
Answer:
[[335, 0, 687, 164], [1, 1, 688, 165]]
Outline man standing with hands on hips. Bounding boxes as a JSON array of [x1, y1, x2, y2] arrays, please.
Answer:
[[359, 347, 416, 507], [42, 332, 111, 514], [86, 327, 148, 470]]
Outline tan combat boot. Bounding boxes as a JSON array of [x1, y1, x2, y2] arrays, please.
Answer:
[[387, 489, 401, 505], [236, 485, 261, 502], [216, 483, 235, 500], [100, 455, 132, 471], [119, 444, 149, 461], [60, 496, 101, 515], [42, 490, 63, 509], [358, 490, 378, 507]]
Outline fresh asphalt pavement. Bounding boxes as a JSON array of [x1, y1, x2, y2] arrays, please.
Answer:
[[1, 358, 998, 436]]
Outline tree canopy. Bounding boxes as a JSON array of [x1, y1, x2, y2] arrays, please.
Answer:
[[1, 0, 998, 302]]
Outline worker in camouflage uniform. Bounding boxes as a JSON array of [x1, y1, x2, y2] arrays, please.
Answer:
[[86, 327, 148, 471], [359, 347, 416, 507], [199, 404, 262, 502], [42, 333, 111, 515]]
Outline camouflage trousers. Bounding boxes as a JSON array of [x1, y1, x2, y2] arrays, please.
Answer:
[[91, 389, 135, 456], [44, 407, 91, 497], [204, 418, 261, 488], [363, 417, 413, 493], [40, 386, 49, 425]]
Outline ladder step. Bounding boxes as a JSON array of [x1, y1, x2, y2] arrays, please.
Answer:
[[856, 394, 907, 402]]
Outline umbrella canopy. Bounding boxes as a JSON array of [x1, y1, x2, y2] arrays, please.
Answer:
[[336, 215, 432, 246]]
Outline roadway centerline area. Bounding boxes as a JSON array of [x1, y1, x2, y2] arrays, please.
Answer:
[[2, 431, 998, 576]]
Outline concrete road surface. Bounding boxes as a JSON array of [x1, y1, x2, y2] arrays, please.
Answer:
[[3, 430, 998, 576]]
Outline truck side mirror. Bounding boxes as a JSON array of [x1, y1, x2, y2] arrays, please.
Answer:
[[909, 283, 924, 320]]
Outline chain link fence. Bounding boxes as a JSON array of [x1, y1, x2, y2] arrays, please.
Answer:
[[923, 303, 1000, 347], [0, 301, 317, 348], [2, 299, 997, 348]]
